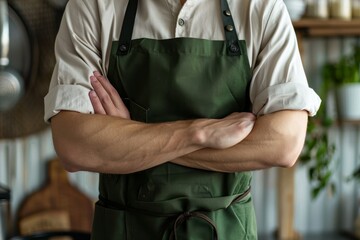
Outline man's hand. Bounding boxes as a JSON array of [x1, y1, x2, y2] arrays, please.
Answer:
[[89, 71, 130, 119], [191, 112, 255, 149]]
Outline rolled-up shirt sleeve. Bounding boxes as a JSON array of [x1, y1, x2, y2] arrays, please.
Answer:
[[249, 0, 321, 117], [44, 0, 102, 122]]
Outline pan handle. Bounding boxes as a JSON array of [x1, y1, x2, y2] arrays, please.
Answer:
[[0, 0, 10, 67]]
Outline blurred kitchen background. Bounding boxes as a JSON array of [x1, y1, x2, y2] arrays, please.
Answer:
[[1, 0, 360, 239]]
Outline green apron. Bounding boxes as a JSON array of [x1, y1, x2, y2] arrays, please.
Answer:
[[91, 0, 257, 239]]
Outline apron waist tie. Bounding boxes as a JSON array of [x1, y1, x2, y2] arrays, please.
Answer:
[[98, 187, 251, 240], [168, 187, 251, 240]]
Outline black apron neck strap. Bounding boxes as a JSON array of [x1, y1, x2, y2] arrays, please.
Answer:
[[117, 0, 139, 55], [117, 0, 241, 56], [220, 0, 241, 56]]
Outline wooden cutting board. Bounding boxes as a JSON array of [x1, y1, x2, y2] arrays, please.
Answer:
[[17, 158, 94, 235]]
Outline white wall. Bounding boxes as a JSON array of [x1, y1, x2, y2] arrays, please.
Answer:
[[1, 37, 360, 237]]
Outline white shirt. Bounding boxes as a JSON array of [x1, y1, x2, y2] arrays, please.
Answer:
[[44, 0, 321, 122]]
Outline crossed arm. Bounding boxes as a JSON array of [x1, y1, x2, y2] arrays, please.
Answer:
[[51, 72, 308, 174]]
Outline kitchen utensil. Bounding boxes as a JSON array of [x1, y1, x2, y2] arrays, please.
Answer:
[[0, 0, 57, 139], [0, 0, 24, 112], [17, 159, 93, 235], [0, 184, 10, 240]]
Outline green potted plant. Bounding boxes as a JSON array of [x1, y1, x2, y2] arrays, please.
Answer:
[[301, 44, 360, 199], [323, 45, 360, 120]]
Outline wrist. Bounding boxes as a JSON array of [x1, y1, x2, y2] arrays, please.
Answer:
[[187, 119, 209, 147]]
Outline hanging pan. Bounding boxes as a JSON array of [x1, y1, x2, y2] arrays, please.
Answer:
[[0, 0, 39, 139], [0, 0, 25, 112], [0, 0, 67, 139]]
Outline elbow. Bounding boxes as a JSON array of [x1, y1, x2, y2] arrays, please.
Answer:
[[53, 138, 82, 173], [58, 154, 81, 173], [51, 127, 83, 172], [52, 128, 109, 173], [275, 152, 298, 168], [50, 112, 90, 173], [274, 135, 305, 168], [258, 110, 308, 169], [60, 159, 80, 173]]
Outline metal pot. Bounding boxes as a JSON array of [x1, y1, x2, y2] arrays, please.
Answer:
[[0, 184, 10, 240], [0, 0, 24, 112]]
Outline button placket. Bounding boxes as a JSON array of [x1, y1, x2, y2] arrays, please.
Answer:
[[175, 14, 186, 37], [175, 18, 185, 37], [175, 1, 193, 37]]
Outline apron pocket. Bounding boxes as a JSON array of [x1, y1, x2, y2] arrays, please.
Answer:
[[124, 98, 149, 122], [221, 195, 257, 239], [91, 202, 127, 240]]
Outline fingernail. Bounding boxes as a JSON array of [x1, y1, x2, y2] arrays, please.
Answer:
[[89, 90, 97, 97], [90, 76, 97, 82], [93, 71, 101, 77]]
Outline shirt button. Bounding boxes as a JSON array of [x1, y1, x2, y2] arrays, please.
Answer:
[[178, 18, 185, 26]]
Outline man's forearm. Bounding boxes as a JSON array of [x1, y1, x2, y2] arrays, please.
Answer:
[[51, 111, 203, 173], [172, 110, 308, 172], [51, 111, 255, 174]]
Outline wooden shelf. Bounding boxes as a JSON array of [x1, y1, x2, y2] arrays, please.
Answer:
[[293, 18, 360, 37]]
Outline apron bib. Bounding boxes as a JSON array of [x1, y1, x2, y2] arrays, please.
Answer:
[[91, 0, 257, 239]]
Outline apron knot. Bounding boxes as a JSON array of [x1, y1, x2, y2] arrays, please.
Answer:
[[169, 211, 219, 240]]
